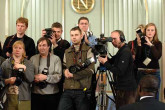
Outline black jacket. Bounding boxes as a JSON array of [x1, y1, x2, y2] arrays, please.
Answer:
[[119, 97, 165, 110], [2, 34, 35, 59], [103, 44, 137, 90], [53, 39, 70, 62]]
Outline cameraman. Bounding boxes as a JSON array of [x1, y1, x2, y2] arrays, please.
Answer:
[[58, 26, 95, 110], [98, 30, 137, 110], [30, 37, 62, 110], [1, 41, 34, 110]]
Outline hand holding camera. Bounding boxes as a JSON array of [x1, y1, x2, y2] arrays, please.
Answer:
[[14, 63, 26, 71], [68, 57, 95, 74], [12, 68, 24, 86], [5, 77, 16, 85], [34, 74, 47, 82], [64, 69, 73, 78], [136, 28, 147, 45], [98, 55, 108, 64], [35, 68, 48, 89]]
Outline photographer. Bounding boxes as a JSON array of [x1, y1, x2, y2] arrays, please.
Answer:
[[135, 23, 162, 99], [42, 22, 70, 61], [2, 17, 35, 59], [78, 17, 97, 47], [30, 37, 62, 110], [71, 17, 97, 48], [98, 30, 137, 110], [42, 22, 70, 97], [128, 24, 145, 83], [1, 41, 34, 110], [128, 24, 145, 61], [58, 26, 95, 110]]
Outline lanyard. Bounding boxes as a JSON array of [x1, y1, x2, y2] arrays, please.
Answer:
[[145, 46, 151, 57], [72, 44, 82, 65], [38, 53, 50, 74]]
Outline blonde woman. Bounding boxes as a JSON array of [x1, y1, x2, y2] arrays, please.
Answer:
[[1, 41, 34, 110]]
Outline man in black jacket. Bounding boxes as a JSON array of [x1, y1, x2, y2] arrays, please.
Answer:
[[2, 17, 35, 59], [119, 75, 165, 110], [42, 22, 70, 105], [42, 22, 70, 61], [98, 30, 137, 110]]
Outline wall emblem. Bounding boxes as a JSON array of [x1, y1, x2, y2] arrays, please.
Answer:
[[71, 0, 95, 14]]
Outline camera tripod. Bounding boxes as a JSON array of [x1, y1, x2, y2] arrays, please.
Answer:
[[96, 65, 116, 110]]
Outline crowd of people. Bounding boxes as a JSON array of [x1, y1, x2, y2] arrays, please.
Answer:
[[0, 16, 164, 110]]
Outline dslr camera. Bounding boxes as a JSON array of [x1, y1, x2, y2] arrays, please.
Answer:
[[36, 68, 48, 89], [69, 57, 95, 74], [92, 34, 112, 57], [44, 28, 53, 39], [136, 28, 146, 44], [12, 68, 24, 86]]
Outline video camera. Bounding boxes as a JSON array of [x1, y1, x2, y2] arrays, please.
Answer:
[[69, 57, 95, 74], [36, 68, 48, 89], [44, 28, 53, 39], [93, 34, 112, 57], [12, 68, 24, 86], [136, 28, 146, 44]]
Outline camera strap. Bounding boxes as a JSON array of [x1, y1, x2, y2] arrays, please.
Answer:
[[38, 53, 50, 74], [72, 44, 83, 65], [11, 57, 24, 67], [6, 34, 24, 49], [6, 34, 16, 49]]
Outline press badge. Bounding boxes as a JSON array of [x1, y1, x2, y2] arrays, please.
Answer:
[[143, 57, 151, 66]]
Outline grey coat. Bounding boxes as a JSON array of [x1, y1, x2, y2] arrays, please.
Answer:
[[1, 58, 34, 100]]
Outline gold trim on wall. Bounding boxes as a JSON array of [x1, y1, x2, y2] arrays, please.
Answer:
[[62, 0, 65, 39], [21, 0, 25, 17], [144, 0, 149, 24], [102, 0, 104, 34]]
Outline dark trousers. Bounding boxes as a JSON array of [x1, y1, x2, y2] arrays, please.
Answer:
[[116, 90, 137, 110], [58, 90, 89, 110], [31, 93, 59, 110]]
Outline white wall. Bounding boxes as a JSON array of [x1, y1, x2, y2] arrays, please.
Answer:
[[3, 0, 163, 53], [0, 0, 6, 45]]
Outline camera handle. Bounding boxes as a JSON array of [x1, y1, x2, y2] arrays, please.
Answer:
[[96, 65, 116, 110]]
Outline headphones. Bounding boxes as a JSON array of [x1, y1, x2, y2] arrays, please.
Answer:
[[114, 30, 126, 42]]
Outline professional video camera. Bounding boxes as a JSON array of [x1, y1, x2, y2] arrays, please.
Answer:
[[93, 34, 112, 57], [69, 57, 95, 74], [136, 28, 146, 44], [12, 68, 24, 86], [36, 68, 48, 89], [44, 28, 53, 39]]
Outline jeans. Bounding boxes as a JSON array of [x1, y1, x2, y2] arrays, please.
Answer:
[[58, 90, 89, 110]]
